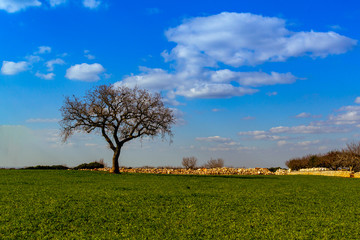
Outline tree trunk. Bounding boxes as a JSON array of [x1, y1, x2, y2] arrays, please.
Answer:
[[111, 147, 121, 174]]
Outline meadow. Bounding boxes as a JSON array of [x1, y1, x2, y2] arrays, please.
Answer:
[[1, 170, 360, 239]]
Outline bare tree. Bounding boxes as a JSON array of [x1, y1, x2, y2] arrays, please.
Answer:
[[204, 158, 224, 168], [60, 85, 175, 174], [340, 142, 360, 171], [182, 157, 197, 169]]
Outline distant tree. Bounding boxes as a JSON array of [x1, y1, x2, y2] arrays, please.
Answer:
[[204, 158, 224, 168], [60, 85, 175, 174], [182, 157, 198, 169]]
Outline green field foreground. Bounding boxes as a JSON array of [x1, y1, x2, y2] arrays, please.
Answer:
[[1, 170, 360, 239]]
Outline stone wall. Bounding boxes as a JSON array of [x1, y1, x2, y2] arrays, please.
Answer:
[[94, 167, 273, 175], [276, 168, 360, 178]]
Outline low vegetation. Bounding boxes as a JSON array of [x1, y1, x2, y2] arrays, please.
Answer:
[[182, 157, 198, 169], [73, 161, 104, 170], [2, 170, 360, 239], [23, 165, 69, 170]]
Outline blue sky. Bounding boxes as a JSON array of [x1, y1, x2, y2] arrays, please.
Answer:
[[1, 0, 360, 168]]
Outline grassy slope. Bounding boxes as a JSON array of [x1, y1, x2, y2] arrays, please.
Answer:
[[1, 170, 360, 239]]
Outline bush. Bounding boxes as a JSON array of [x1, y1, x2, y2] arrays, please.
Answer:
[[182, 157, 198, 169], [204, 158, 224, 168], [267, 167, 285, 173], [24, 165, 69, 170], [73, 161, 104, 170]]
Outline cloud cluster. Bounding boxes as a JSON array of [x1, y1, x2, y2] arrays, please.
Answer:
[[0, 0, 101, 13], [116, 12, 356, 101], [49, 0, 67, 7], [0, 0, 41, 13], [1, 46, 106, 82], [82, 0, 100, 9], [239, 98, 360, 149]]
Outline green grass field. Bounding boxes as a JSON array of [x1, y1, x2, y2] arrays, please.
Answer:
[[1, 170, 360, 239]]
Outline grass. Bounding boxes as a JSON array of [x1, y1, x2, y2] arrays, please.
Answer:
[[1, 170, 360, 239]]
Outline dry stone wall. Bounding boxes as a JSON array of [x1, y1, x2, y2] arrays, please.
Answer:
[[94, 167, 273, 175]]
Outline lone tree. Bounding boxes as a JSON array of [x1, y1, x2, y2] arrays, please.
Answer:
[[60, 85, 175, 174]]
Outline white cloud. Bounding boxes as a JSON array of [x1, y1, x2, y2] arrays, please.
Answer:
[[295, 112, 311, 118], [176, 83, 257, 99], [196, 136, 232, 143], [118, 67, 175, 90], [1, 61, 28, 75], [277, 140, 320, 147], [26, 118, 59, 123], [296, 140, 320, 146], [46, 58, 65, 71], [35, 72, 55, 80], [0, 0, 41, 13], [116, 12, 356, 100], [266, 91, 278, 96], [84, 50, 96, 60], [210, 70, 297, 87], [48, 0, 66, 7], [36, 46, 51, 54], [85, 54, 95, 60], [82, 0, 101, 9], [355, 97, 360, 104], [269, 125, 344, 134], [26, 55, 42, 63], [65, 63, 105, 82], [165, 12, 356, 66]]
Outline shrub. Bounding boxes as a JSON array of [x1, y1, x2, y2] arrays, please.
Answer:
[[24, 165, 69, 170], [204, 158, 224, 168], [182, 157, 198, 169], [73, 161, 104, 170], [267, 167, 284, 173]]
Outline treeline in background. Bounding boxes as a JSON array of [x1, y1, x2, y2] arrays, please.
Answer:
[[286, 142, 360, 171]]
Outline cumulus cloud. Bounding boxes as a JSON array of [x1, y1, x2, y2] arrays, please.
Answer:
[[65, 63, 105, 82], [0, 0, 41, 13], [355, 97, 360, 104], [82, 0, 101, 9], [116, 12, 356, 100], [35, 72, 55, 80], [48, 0, 66, 7], [36, 46, 52, 54], [165, 13, 356, 66], [1, 61, 28, 75], [46, 58, 65, 71]]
